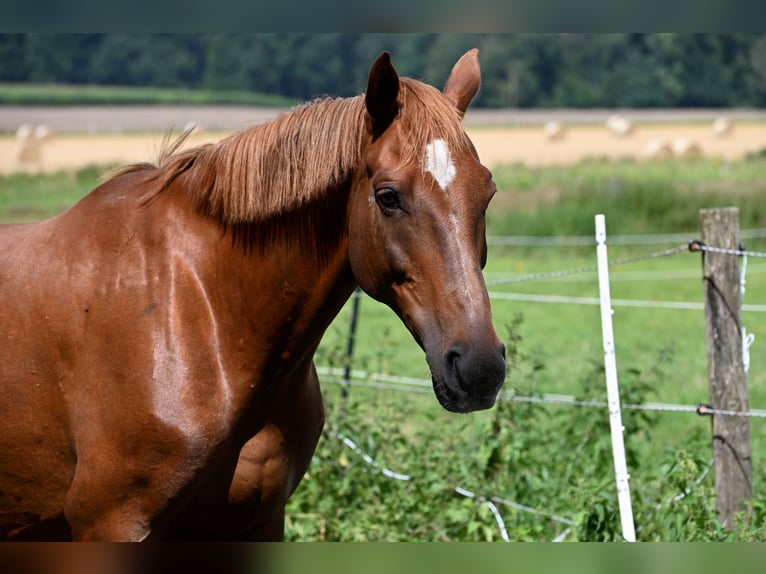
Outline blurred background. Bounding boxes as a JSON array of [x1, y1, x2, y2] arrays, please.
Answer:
[[1, 33, 765, 108]]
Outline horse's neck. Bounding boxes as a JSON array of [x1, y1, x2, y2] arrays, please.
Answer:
[[229, 182, 357, 365], [156, 153, 359, 372]]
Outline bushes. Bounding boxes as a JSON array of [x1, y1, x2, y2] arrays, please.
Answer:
[[289, 315, 759, 541]]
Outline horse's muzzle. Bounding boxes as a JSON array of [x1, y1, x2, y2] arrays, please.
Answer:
[[431, 342, 506, 413]]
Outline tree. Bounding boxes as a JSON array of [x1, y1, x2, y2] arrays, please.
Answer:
[[750, 34, 766, 103], [89, 34, 205, 88], [3, 33, 766, 108], [0, 34, 28, 82], [24, 34, 103, 85]]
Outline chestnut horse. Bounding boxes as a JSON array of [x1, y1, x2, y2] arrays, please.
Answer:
[[0, 49, 505, 541]]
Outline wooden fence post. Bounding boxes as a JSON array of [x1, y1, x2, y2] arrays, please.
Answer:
[[699, 207, 752, 529]]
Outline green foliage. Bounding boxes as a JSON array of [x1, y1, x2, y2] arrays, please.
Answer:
[[491, 155, 766, 237], [288, 313, 763, 541], [1, 33, 766, 107]]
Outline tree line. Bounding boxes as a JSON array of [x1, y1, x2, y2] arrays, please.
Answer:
[[1, 33, 765, 108]]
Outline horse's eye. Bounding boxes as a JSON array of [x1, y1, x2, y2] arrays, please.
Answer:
[[374, 187, 402, 213]]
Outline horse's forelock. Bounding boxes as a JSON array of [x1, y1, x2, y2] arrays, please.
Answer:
[[395, 78, 468, 168]]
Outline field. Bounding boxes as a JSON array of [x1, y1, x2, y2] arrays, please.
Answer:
[[3, 108, 766, 174], [1, 108, 766, 541]]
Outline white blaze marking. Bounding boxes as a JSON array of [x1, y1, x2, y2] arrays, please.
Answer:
[[424, 139, 479, 319], [425, 139, 456, 191]]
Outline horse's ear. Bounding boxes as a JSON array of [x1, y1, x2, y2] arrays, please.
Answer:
[[365, 51, 400, 137], [443, 48, 481, 115]]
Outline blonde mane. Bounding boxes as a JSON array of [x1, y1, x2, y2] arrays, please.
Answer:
[[133, 78, 468, 224]]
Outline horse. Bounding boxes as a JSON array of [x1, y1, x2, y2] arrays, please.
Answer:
[[0, 49, 506, 541]]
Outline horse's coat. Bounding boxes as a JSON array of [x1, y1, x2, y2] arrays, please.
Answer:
[[0, 49, 506, 541]]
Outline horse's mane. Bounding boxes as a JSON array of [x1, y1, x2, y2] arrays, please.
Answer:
[[123, 78, 467, 225]]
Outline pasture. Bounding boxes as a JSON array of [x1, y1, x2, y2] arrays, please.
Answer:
[[303, 155, 766, 541], [1, 115, 765, 540]]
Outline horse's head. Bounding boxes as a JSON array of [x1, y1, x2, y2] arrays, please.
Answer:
[[348, 49, 506, 413]]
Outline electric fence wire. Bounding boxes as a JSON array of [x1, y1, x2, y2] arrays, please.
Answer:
[[325, 429, 577, 542], [487, 239, 766, 288], [487, 227, 766, 247], [322, 383, 717, 542], [487, 244, 690, 286], [318, 368, 766, 419], [316, 234, 766, 541]]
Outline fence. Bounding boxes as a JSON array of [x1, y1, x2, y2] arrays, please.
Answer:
[[309, 214, 766, 542]]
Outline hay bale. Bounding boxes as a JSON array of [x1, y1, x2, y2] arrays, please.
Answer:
[[672, 138, 702, 158], [543, 120, 566, 141], [14, 124, 55, 168], [606, 114, 634, 137], [34, 124, 54, 141], [15, 124, 34, 140], [644, 139, 672, 160], [712, 116, 733, 138]]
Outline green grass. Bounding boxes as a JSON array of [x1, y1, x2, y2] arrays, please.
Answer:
[[310, 154, 766, 540], [0, 165, 109, 222], [489, 156, 766, 237], [2, 156, 766, 540], [0, 82, 298, 107]]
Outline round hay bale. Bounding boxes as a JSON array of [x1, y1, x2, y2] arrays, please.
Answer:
[[672, 138, 702, 158], [644, 139, 672, 160], [606, 114, 634, 137], [34, 124, 54, 141], [14, 136, 42, 165], [15, 124, 34, 140], [712, 116, 733, 138], [14, 124, 53, 167], [543, 120, 566, 141]]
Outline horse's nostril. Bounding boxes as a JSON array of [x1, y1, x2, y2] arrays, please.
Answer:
[[444, 345, 471, 393], [446, 348, 461, 368], [443, 342, 506, 397]]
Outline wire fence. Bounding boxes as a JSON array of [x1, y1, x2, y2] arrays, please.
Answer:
[[322, 418, 714, 542], [311, 226, 766, 541], [487, 244, 691, 286], [487, 227, 766, 247], [324, 428, 576, 542], [317, 367, 766, 419]]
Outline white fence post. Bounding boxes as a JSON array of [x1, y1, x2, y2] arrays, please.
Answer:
[[595, 214, 636, 542]]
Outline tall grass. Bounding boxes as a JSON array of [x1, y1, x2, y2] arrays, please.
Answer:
[[490, 155, 766, 237]]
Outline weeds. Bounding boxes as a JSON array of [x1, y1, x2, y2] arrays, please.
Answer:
[[288, 314, 764, 541]]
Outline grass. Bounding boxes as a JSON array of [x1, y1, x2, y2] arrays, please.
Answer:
[[310, 154, 766, 540], [489, 156, 766, 237], [0, 82, 298, 107], [0, 164, 109, 222], [2, 153, 766, 540]]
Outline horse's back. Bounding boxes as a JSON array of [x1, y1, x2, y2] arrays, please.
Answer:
[[0, 166, 296, 540], [0, 169, 167, 539]]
